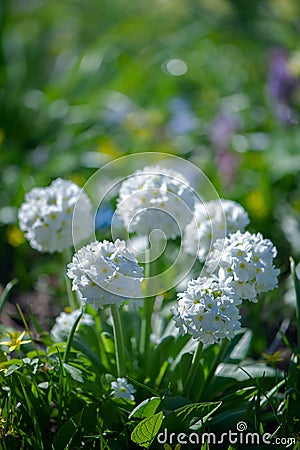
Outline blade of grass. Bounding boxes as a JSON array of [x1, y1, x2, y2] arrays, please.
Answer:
[[0, 278, 18, 317], [63, 306, 84, 364]]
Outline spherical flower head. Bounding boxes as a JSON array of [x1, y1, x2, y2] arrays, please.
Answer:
[[111, 377, 136, 401], [172, 276, 241, 345], [67, 239, 144, 309], [183, 199, 250, 262], [116, 165, 195, 239], [50, 309, 94, 342], [206, 231, 280, 302], [18, 178, 93, 253]]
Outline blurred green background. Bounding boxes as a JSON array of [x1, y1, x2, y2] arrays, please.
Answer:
[[1, 0, 300, 343]]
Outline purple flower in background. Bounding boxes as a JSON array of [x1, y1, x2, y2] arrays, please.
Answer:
[[209, 113, 238, 154], [209, 112, 240, 186], [267, 48, 298, 125]]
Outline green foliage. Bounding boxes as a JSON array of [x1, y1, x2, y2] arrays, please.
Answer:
[[131, 412, 164, 449]]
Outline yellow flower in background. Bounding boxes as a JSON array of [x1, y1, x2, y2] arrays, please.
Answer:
[[288, 51, 300, 77], [148, 109, 164, 126], [131, 127, 152, 142], [0, 331, 31, 352], [97, 138, 123, 158], [0, 409, 6, 438], [292, 197, 300, 213], [245, 190, 268, 219], [68, 173, 86, 187], [6, 226, 25, 247], [262, 351, 285, 367]]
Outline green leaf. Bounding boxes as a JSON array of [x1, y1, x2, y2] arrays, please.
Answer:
[[38, 381, 49, 390], [177, 401, 221, 430], [149, 336, 175, 381], [0, 358, 22, 367], [4, 364, 20, 376], [129, 397, 161, 419], [101, 332, 115, 354], [164, 402, 221, 433], [216, 362, 278, 380], [127, 375, 160, 397], [160, 396, 191, 412], [63, 363, 84, 383], [73, 334, 103, 369], [53, 403, 98, 450], [131, 411, 164, 449], [101, 373, 115, 389], [52, 417, 79, 450], [210, 408, 249, 431], [229, 330, 252, 361], [0, 279, 18, 317], [170, 338, 198, 372]]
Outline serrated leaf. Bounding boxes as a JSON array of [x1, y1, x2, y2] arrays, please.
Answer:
[[161, 396, 191, 412], [63, 363, 84, 383], [129, 397, 161, 419], [177, 401, 221, 430], [164, 402, 221, 433], [131, 411, 163, 449]]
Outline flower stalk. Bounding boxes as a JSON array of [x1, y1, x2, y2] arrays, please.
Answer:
[[64, 249, 79, 310], [111, 304, 126, 377], [184, 342, 203, 398], [63, 305, 84, 364], [198, 338, 228, 401], [290, 257, 300, 353]]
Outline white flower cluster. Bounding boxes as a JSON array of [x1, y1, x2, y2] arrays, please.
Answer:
[[172, 276, 241, 345], [67, 239, 143, 309], [174, 225, 280, 343], [18, 178, 93, 253], [111, 377, 136, 401], [51, 309, 94, 342], [116, 165, 195, 239], [183, 199, 249, 262], [206, 231, 280, 302]]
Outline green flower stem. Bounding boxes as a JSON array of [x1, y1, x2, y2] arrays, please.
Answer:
[[141, 296, 155, 358], [140, 241, 153, 358], [111, 304, 126, 377], [63, 306, 84, 364], [184, 342, 203, 398], [198, 338, 228, 400], [290, 257, 300, 353], [63, 248, 79, 310]]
